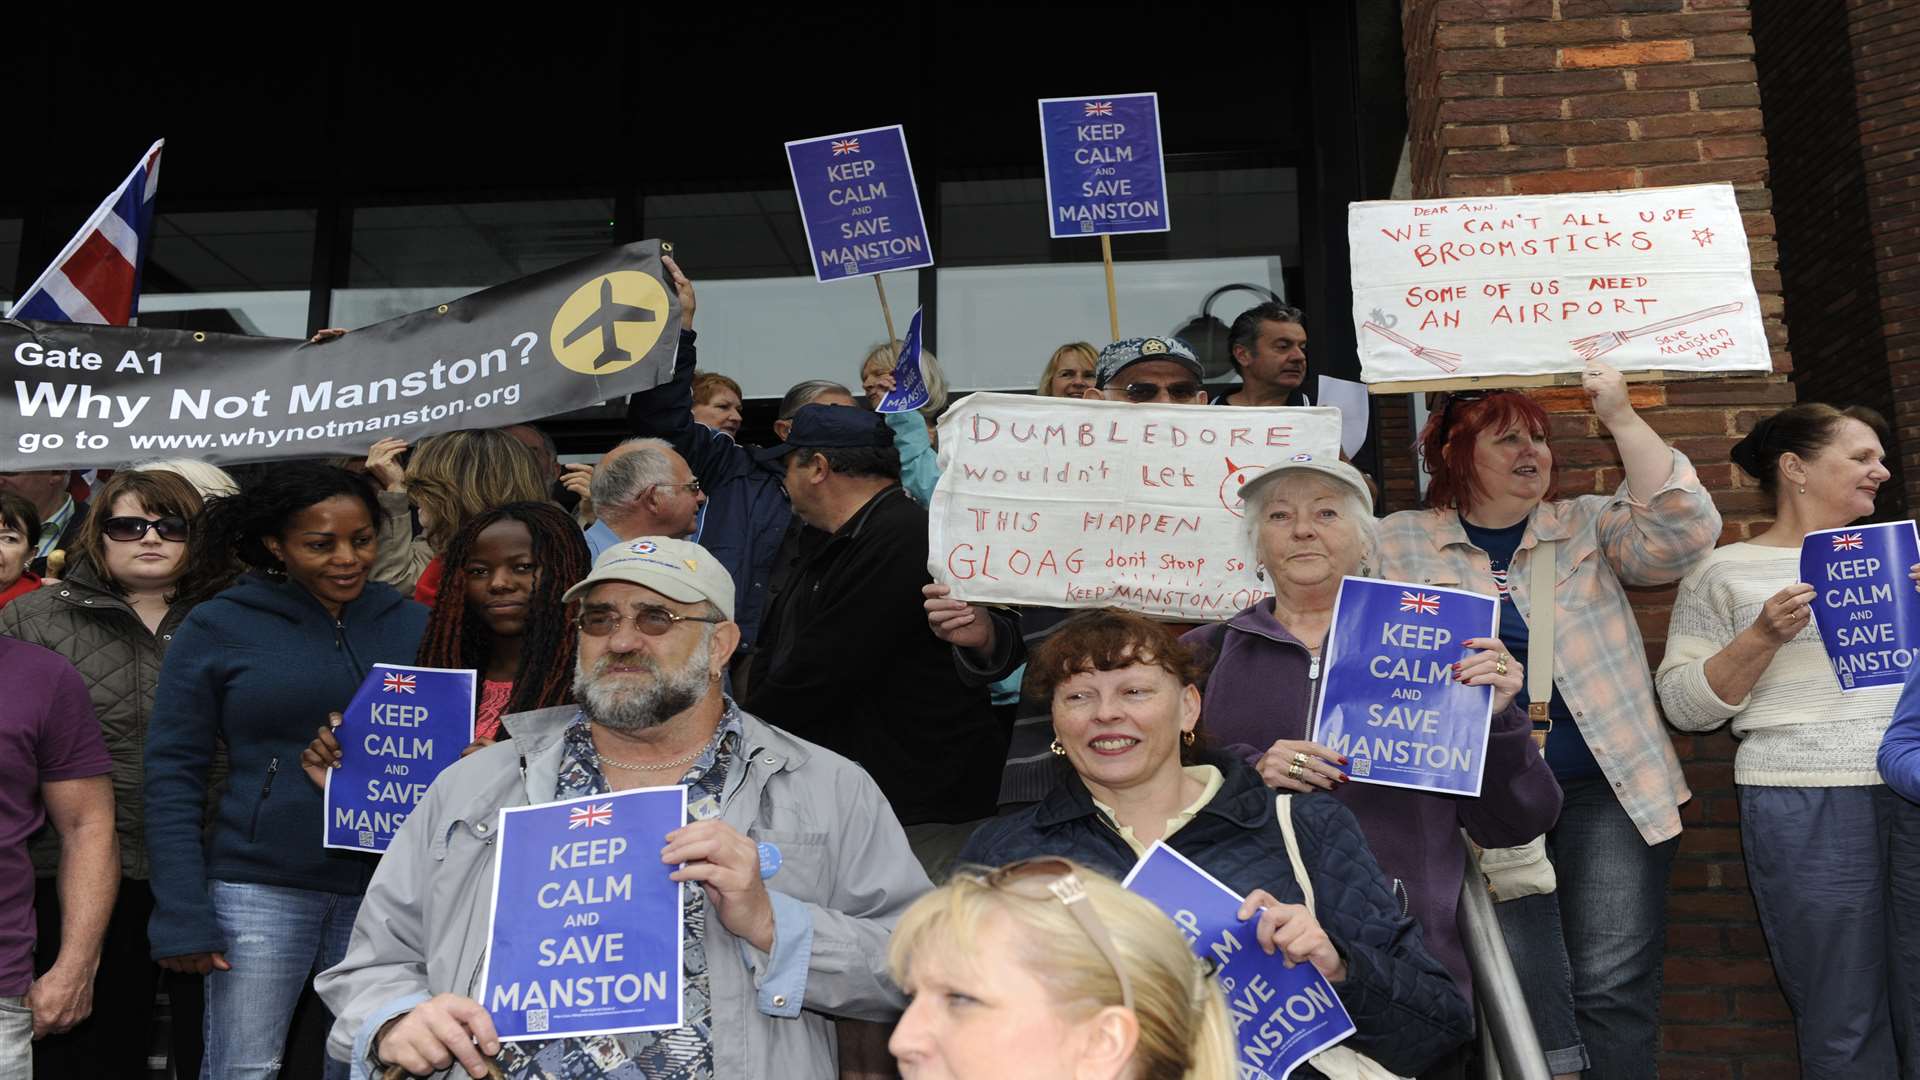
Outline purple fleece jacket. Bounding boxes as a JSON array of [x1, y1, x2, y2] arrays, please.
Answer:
[[1183, 598, 1563, 1001]]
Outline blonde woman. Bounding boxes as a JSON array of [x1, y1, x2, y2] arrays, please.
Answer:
[[889, 858, 1237, 1080], [1037, 341, 1099, 398], [366, 428, 552, 602]]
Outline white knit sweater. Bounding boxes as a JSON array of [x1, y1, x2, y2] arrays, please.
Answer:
[[1656, 542, 1893, 787]]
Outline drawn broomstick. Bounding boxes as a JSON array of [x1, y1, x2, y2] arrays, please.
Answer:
[[1570, 302, 1744, 362], [1362, 321, 1463, 373]]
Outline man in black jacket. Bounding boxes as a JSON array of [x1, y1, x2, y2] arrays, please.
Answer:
[[745, 405, 1003, 878]]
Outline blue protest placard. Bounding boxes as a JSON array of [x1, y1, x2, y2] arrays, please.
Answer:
[[480, 786, 687, 1041], [1800, 522, 1920, 692], [785, 124, 933, 282], [322, 664, 475, 852], [876, 307, 929, 414], [1038, 93, 1170, 239], [1312, 576, 1499, 797], [1123, 842, 1354, 1080]]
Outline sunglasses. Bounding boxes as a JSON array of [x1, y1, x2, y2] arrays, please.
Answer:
[[102, 515, 190, 543], [1122, 381, 1204, 403], [982, 857, 1136, 1010], [1434, 390, 1492, 432], [576, 604, 726, 638]]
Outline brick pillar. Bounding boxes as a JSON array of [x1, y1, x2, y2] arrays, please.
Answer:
[[1399, 3, 1798, 1077]]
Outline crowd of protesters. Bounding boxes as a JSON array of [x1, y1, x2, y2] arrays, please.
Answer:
[[1, 254, 1918, 1080]]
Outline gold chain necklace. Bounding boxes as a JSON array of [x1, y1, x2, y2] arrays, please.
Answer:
[[597, 745, 704, 773]]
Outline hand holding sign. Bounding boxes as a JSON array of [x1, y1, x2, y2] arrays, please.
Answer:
[[1255, 740, 1346, 794], [300, 712, 345, 790], [662, 256, 695, 329], [1580, 359, 1633, 426], [922, 583, 994, 653], [1457, 636, 1524, 713], [1753, 584, 1816, 647], [1239, 890, 1345, 983], [663, 819, 776, 953]]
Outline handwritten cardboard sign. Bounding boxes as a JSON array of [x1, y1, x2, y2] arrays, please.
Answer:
[[322, 664, 475, 852], [1800, 522, 1920, 693], [1123, 842, 1355, 1079], [928, 393, 1340, 621], [1347, 183, 1769, 385], [1038, 93, 1170, 238], [785, 124, 933, 282], [1313, 577, 1498, 796], [480, 786, 687, 1041]]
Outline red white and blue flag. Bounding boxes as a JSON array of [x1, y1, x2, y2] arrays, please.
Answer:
[[569, 802, 614, 829], [1083, 101, 1115, 116], [1833, 532, 1866, 552], [9, 140, 164, 326], [1399, 591, 1442, 616], [831, 138, 860, 155], [381, 672, 417, 694]]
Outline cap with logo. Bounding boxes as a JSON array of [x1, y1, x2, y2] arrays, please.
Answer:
[[561, 536, 736, 619], [1093, 336, 1205, 388], [755, 402, 897, 462], [1234, 452, 1372, 510]]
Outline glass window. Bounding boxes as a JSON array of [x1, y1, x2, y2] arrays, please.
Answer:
[[139, 209, 318, 338], [331, 199, 616, 329], [644, 190, 918, 400], [936, 168, 1299, 390]]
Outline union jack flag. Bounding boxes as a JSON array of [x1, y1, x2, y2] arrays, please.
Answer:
[[1833, 532, 1866, 551], [831, 138, 860, 155], [569, 803, 613, 829], [381, 672, 417, 694], [10, 140, 163, 325], [1083, 101, 1114, 116], [1399, 591, 1442, 616]]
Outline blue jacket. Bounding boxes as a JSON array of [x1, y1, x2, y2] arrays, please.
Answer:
[[625, 330, 789, 648], [959, 757, 1474, 1078], [1882, 662, 1920, 802], [144, 573, 429, 960]]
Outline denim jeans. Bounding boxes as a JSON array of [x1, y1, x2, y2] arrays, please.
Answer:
[[1741, 784, 1920, 1079], [203, 880, 361, 1080], [1492, 891, 1588, 1075], [0, 997, 29, 1080]]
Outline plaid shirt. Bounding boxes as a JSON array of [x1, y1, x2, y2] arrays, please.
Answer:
[[1376, 448, 1721, 845]]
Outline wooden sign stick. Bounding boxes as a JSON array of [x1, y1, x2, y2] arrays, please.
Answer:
[[874, 274, 898, 345], [1100, 235, 1120, 341]]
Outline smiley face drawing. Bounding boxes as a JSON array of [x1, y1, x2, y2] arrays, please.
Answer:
[[1219, 458, 1267, 517]]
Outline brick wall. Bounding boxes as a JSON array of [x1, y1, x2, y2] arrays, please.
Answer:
[[1399, 3, 1799, 1077], [1751, 0, 1911, 519]]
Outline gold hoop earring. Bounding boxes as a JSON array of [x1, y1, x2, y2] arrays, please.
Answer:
[[1181, 730, 1196, 747]]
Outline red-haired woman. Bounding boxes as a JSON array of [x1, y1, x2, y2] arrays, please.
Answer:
[[1375, 359, 1721, 1079]]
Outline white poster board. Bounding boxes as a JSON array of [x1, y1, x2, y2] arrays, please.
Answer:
[[928, 393, 1342, 622], [1348, 183, 1769, 385]]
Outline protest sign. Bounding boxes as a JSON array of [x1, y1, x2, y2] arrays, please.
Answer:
[[2, 241, 680, 470], [322, 664, 475, 853], [785, 125, 933, 282], [1039, 93, 1170, 238], [928, 393, 1341, 621], [1800, 522, 1920, 692], [1312, 577, 1499, 796], [481, 786, 687, 1041], [1123, 842, 1355, 1079], [876, 307, 929, 414], [1347, 183, 1769, 386]]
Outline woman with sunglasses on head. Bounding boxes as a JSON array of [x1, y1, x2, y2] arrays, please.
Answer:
[[1375, 360, 1721, 1080], [0, 470, 234, 1079], [143, 463, 429, 1080], [960, 609, 1472, 1078], [889, 856, 1236, 1080]]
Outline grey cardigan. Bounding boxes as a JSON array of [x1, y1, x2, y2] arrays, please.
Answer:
[[314, 703, 930, 1079]]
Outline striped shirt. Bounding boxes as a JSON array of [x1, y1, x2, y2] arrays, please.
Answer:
[[1376, 448, 1721, 846], [1657, 543, 1893, 787]]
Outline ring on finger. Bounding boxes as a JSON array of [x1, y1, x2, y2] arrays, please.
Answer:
[[1290, 751, 1309, 767], [1287, 761, 1305, 779], [1494, 654, 1509, 676]]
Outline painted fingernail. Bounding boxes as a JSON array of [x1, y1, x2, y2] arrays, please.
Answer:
[[1339, 756, 1350, 765]]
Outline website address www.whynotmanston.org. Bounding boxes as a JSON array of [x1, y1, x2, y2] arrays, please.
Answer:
[[121, 395, 511, 452]]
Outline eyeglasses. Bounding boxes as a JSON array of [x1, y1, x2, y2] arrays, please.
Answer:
[[102, 516, 190, 543], [1435, 390, 1491, 432], [1122, 381, 1204, 403], [651, 479, 702, 495], [982, 857, 1135, 1010], [576, 604, 726, 637]]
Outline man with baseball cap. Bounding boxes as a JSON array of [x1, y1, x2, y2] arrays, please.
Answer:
[[316, 536, 929, 1080], [747, 404, 1004, 876], [1085, 335, 1210, 404]]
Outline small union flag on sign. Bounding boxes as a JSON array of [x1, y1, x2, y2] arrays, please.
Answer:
[[1083, 101, 1114, 116], [381, 672, 417, 694], [1833, 532, 1866, 551], [1399, 591, 1442, 616], [831, 138, 860, 155], [568, 803, 613, 829]]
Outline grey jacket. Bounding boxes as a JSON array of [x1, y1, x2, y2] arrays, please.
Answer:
[[314, 703, 929, 1080]]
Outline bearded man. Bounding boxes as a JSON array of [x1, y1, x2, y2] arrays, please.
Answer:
[[315, 536, 930, 1080]]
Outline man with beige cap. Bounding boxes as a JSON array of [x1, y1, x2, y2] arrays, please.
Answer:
[[315, 536, 930, 1080]]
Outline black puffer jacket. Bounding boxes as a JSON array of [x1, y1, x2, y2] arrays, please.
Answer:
[[959, 757, 1474, 1078], [0, 556, 193, 880]]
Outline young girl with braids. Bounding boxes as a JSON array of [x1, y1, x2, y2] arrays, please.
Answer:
[[300, 501, 591, 785]]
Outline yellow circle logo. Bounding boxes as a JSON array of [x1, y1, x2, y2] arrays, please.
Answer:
[[549, 271, 671, 375]]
